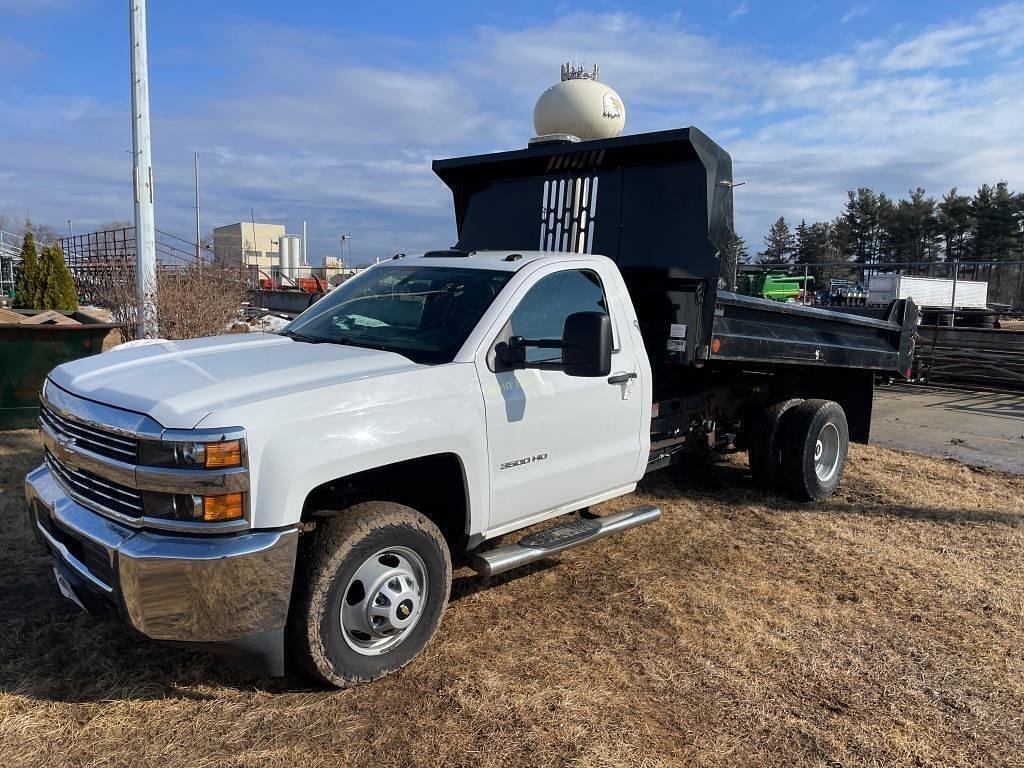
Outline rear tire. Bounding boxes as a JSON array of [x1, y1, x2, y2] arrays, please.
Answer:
[[780, 399, 849, 501], [747, 398, 803, 491], [291, 501, 452, 688]]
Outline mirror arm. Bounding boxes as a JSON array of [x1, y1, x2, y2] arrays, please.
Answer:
[[519, 338, 563, 349]]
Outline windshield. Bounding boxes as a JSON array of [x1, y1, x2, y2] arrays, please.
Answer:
[[282, 265, 512, 364]]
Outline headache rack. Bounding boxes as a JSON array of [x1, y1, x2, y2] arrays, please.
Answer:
[[434, 127, 916, 380]]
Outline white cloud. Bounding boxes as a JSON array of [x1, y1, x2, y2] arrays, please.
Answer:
[[878, 2, 1024, 71], [730, 2, 750, 20], [841, 5, 869, 24]]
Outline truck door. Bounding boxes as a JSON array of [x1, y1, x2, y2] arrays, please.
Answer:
[[475, 264, 645, 534]]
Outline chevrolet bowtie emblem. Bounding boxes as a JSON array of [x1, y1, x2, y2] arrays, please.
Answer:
[[55, 435, 79, 471]]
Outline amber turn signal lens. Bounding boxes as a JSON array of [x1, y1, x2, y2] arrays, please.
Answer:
[[204, 440, 242, 468], [198, 492, 244, 522]]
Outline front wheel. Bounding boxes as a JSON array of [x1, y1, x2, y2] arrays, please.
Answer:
[[291, 501, 452, 687]]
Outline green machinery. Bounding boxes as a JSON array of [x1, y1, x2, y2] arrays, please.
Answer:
[[738, 269, 814, 302]]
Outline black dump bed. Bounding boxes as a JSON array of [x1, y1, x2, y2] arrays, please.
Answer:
[[433, 128, 917, 378]]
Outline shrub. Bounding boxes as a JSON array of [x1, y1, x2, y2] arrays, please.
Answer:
[[38, 244, 79, 311], [13, 233, 79, 311], [90, 260, 247, 342], [13, 231, 40, 308]]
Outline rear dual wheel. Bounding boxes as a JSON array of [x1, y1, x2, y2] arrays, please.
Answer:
[[781, 400, 849, 500], [748, 398, 850, 500], [747, 398, 803, 490]]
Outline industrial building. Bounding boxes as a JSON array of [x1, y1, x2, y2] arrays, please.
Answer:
[[212, 222, 285, 274], [321, 255, 364, 285], [212, 221, 314, 284]]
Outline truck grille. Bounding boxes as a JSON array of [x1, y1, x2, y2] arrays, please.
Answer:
[[45, 449, 144, 519], [40, 404, 139, 463]]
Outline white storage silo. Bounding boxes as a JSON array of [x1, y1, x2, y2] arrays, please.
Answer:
[[279, 234, 300, 282]]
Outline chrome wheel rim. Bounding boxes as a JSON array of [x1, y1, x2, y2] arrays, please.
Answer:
[[340, 546, 428, 656], [814, 422, 841, 482]]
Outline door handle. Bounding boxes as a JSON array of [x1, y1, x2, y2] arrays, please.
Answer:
[[607, 372, 638, 385]]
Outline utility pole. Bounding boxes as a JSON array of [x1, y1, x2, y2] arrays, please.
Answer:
[[194, 153, 201, 262], [340, 233, 351, 271], [129, 0, 157, 338], [1014, 212, 1023, 308]]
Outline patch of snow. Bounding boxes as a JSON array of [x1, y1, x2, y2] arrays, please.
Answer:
[[247, 314, 291, 333]]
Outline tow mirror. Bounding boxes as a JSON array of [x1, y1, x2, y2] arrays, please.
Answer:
[[495, 336, 527, 367], [562, 312, 612, 377]]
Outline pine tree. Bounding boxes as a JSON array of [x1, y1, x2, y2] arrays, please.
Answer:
[[729, 232, 750, 264], [38, 244, 78, 311], [13, 230, 40, 308], [881, 188, 940, 266], [843, 188, 884, 265], [938, 188, 972, 262], [759, 217, 795, 264]]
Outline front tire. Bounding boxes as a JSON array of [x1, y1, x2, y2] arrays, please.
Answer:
[[292, 501, 452, 688]]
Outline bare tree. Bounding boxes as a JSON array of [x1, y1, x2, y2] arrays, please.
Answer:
[[90, 262, 247, 342]]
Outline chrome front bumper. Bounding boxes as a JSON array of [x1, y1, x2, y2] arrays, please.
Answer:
[[25, 462, 298, 647]]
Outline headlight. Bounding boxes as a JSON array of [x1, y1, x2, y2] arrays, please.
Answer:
[[140, 491, 244, 523], [140, 438, 243, 469]]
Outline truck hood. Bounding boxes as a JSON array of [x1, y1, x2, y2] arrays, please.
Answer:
[[48, 333, 421, 429]]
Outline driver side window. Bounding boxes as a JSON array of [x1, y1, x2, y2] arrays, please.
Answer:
[[500, 269, 608, 364]]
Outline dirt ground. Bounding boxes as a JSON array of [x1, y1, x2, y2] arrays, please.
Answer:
[[1, 429, 1022, 768]]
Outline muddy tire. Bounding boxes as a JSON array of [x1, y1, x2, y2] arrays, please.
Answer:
[[747, 398, 803, 491], [291, 501, 452, 688], [780, 399, 849, 501]]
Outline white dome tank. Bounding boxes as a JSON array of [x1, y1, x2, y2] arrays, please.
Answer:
[[533, 63, 626, 141]]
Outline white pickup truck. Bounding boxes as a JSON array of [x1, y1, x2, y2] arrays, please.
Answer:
[[25, 128, 917, 686]]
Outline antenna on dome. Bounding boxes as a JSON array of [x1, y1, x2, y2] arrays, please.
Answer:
[[561, 62, 600, 81]]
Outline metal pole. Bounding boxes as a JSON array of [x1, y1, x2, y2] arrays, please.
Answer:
[[194, 153, 201, 262], [951, 259, 958, 310], [250, 208, 257, 277], [129, 0, 157, 338], [1016, 218, 1024, 309], [340, 234, 350, 272]]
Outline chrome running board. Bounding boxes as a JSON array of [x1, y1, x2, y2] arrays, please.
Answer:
[[470, 504, 661, 577]]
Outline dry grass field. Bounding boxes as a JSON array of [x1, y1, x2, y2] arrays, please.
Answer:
[[1, 428, 1023, 768]]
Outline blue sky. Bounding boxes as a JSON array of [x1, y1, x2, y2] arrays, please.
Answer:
[[2, 0, 1023, 264]]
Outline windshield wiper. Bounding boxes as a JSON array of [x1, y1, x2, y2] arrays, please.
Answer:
[[281, 330, 387, 351], [279, 330, 328, 344]]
